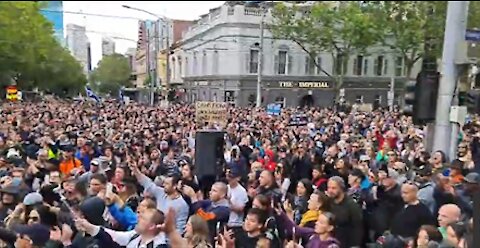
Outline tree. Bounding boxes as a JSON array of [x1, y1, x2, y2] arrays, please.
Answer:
[[90, 54, 132, 95], [270, 2, 383, 97], [0, 1, 86, 97], [366, 1, 480, 79]]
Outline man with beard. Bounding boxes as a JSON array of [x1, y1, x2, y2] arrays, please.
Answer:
[[326, 176, 363, 248], [132, 163, 189, 234]]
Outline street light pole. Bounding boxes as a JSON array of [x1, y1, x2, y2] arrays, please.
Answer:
[[432, 1, 469, 155], [256, 9, 265, 108]]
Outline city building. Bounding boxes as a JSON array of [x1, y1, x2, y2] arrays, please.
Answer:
[[173, 2, 422, 107], [102, 37, 116, 56], [134, 20, 148, 88], [156, 20, 193, 90], [66, 24, 90, 75], [40, 1, 65, 45], [125, 47, 136, 72]]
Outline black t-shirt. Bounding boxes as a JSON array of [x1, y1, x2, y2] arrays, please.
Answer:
[[234, 230, 264, 248]]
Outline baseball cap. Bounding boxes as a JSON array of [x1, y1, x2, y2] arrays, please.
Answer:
[[23, 192, 43, 206], [227, 166, 242, 178], [463, 172, 480, 184]]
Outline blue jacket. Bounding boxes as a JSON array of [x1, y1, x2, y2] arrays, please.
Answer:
[[108, 203, 138, 231]]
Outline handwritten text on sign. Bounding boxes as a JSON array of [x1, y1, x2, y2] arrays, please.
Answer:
[[195, 101, 228, 124]]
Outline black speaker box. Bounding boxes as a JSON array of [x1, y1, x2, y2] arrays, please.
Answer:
[[194, 131, 225, 192]]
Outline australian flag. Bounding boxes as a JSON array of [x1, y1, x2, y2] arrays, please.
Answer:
[[85, 86, 101, 103]]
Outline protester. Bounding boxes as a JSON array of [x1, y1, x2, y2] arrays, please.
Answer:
[[0, 99, 480, 248]]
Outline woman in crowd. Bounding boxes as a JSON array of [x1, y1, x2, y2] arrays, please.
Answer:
[[277, 207, 340, 248], [414, 225, 443, 248], [446, 222, 469, 248], [285, 179, 314, 225]]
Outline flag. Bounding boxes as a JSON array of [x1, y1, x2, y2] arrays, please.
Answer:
[[119, 87, 125, 104], [85, 86, 100, 103]]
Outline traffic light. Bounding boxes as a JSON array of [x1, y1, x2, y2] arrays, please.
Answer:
[[403, 80, 416, 116], [466, 90, 480, 113], [403, 70, 439, 124], [167, 89, 176, 102]]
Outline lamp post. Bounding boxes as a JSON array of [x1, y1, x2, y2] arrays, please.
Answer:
[[122, 5, 171, 105]]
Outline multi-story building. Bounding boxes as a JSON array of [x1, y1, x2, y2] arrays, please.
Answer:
[[134, 21, 148, 88], [174, 2, 422, 107], [66, 24, 90, 75], [102, 37, 116, 56], [40, 1, 65, 45]]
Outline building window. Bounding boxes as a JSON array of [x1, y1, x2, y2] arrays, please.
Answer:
[[249, 49, 259, 74], [395, 56, 404, 76], [375, 55, 386, 76], [171, 57, 176, 80], [178, 56, 182, 77], [202, 51, 207, 75], [184, 57, 189, 76], [353, 55, 364, 76], [193, 52, 198, 75], [375, 94, 382, 105], [316, 57, 322, 75], [305, 56, 316, 75], [225, 91, 235, 102], [335, 53, 345, 75], [355, 95, 364, 104], [363, 57, 369, 75], [212, 50, 218, 74], [277, 50, 287, 75]]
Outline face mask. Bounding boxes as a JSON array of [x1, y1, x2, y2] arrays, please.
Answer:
[[11, 177, 22, 187]]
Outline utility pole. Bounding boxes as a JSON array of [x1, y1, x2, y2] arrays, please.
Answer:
[[150, 20, 160, 106], [146, 24, 153, 106], [389, 75, 395, 112], [165, 20, 171, 94], [433, 1, 469, 155], [256, 8, 265, 108]]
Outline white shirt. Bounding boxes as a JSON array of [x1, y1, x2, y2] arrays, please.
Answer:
[[227, 183, 249, 227]]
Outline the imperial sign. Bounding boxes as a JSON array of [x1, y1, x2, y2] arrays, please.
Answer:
[[278, 81, 330, 88]]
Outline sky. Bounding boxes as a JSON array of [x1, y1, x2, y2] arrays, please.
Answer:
[[62, 1, 224, 67]]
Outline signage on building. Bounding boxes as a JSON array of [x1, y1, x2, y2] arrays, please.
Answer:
[[195, 101, 228, 125], [195, 81, 209, 86], [278, 81, 330, 88]]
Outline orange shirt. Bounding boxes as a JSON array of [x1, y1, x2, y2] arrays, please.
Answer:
[[59, 158, 82, 175]]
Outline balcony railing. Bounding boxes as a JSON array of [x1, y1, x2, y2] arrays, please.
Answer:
[[244, 7, 262, 16]]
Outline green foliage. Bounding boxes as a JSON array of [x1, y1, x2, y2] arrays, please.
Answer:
[[271, 1, 480, 83], [0, 1, 86, 97], [271, 2, 384, 91], [90, 54, 132, 95]]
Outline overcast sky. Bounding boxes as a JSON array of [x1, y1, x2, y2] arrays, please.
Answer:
[[63, 1, 224, 67]]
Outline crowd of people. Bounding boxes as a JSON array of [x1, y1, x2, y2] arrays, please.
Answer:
[[0, 99, 477, 248]]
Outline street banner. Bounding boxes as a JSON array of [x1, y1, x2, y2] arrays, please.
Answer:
[[195, 101, 228, 125]]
